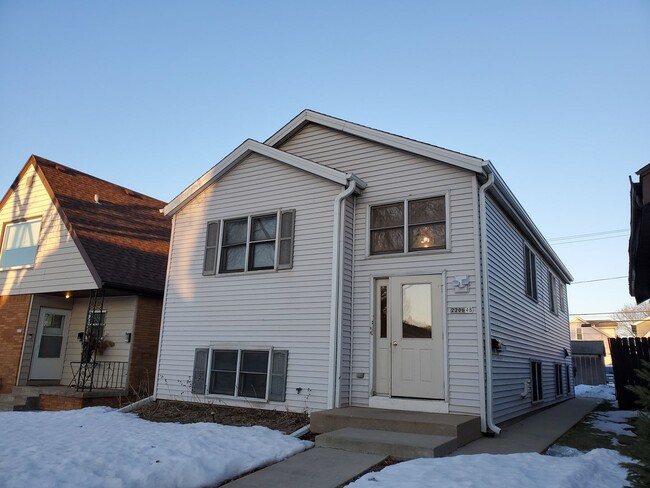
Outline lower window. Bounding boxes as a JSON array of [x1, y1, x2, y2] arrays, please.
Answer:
[[531, 361, 543, 402], [206, 348, 289, 401]]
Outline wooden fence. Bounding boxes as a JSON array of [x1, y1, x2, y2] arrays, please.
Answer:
[[609, 337, 650, 410]]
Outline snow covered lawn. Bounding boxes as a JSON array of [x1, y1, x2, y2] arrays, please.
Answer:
[[0, 407, 311, 488], [348, 449, 632, 488]]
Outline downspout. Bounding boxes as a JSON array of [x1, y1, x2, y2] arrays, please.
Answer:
[[479, 165, 501, 434], [328, 179, 358, 409]]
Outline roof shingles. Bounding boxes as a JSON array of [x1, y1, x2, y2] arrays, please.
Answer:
[[33, 156, 170, 294]]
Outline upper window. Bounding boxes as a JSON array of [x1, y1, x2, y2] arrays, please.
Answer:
[[559, 282, 567, 313], [548, 272, 557, 314], [203, 210, 295, 275], [370, 196, 446, 255], [524, 245, 537, 300], [0, 219, 42, 269], [576, 327, 583, 340]]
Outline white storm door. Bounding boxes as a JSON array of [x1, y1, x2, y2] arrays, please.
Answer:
[[390, 275, 444, 399], [30, 308, 71, 380]]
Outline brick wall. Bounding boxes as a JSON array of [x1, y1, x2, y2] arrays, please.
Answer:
[[39, 394, 126, 410], [0, 295, 31, 393], [128, 296, 163, 397]]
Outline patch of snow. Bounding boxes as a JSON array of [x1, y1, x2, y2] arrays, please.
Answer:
[[348, 449, 633, 488], [575, 383, 616, 401], [589, 410, 638, 437], [0, 407, 311, 488]]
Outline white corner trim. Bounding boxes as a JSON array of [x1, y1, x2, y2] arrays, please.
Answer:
[[164, 139, 365, 216], [265, 110, 486, 173]]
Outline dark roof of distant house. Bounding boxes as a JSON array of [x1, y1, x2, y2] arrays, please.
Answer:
[[3, 155, 171, 294]]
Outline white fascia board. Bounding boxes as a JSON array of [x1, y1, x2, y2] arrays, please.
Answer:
[[164, 139, 362, 216], [265, 110, 486, 174], [486, 162, 574, 283]]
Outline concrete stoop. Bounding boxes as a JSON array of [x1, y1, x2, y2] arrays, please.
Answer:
[[310, 406, 481, 459], [316, 427, 457, 459], [0, 392, 39, 411]]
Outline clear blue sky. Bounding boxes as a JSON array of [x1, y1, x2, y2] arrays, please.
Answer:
[[1, 1, 648, 318]]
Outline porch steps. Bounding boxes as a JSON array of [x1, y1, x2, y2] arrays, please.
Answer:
[[0, 392, 39, 412], [311, 407, 481, 459], [316, 427, 457, 459]]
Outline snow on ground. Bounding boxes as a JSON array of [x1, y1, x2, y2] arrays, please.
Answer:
[[590, 410, 638, 438], [0, 407, 311, 488], [575, 383, 616, 402], [348, 449, 633, 488]]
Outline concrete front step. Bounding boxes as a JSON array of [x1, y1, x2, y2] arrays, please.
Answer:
[[311, 407, 481, 447], [316, 427, 457, 459]]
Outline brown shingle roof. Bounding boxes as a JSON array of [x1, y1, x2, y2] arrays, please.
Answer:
[[31, 155, 171, 294]]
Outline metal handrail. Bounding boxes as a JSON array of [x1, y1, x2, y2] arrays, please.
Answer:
[[71, 361, 128, 392]]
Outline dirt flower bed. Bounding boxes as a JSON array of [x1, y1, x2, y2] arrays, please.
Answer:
[[135, 399, 309, 434]]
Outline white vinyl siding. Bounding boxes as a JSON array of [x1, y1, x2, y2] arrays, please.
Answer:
[[0, 167, 98, 295], [485, 195, 572, 423], [279, 123, 482, 416], [156, 152, 343, 412]]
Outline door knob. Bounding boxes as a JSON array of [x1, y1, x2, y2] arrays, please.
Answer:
[[392, 341, 398, 346]]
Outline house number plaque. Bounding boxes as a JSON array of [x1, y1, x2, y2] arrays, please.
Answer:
[[449, 307, 475, 314]]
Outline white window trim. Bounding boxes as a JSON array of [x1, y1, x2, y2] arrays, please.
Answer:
[[0, 218, 43, 271], [365, 192, 451, 258], [205, 345, 273, 402], [214, 209, 291, 275]]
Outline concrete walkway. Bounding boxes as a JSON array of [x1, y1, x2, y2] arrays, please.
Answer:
[[222, 447, 385, 488], [453, 397, 602, 455], [223, 397, 600, 487]]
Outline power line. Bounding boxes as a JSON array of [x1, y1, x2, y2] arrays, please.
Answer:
[[572, 276, 627, 284], [551, 234, 628, 245], [548, 229, 628, 242]]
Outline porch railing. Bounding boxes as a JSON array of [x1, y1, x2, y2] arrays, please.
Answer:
[[70, 361, 128, 392]]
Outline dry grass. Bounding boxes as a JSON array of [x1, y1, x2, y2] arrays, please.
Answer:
[[135, 399, 309, 434]]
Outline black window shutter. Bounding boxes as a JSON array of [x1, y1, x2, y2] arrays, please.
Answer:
[[269, 350, 289, 402], [203, 221, 220, 275], [192, 348, 209, 394], [278, 210, 295, 270]]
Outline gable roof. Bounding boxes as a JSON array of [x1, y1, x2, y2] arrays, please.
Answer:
[[164, 139, 366, 216], [265, 109, 486, 173], [1, 156, 171, 294]]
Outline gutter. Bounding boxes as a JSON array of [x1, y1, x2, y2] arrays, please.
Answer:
[[479, 164, 501, 435], [328, 179, 358, 409]]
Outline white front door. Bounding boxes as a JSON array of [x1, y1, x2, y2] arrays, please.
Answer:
[[374, 275, 445, 399], [30, 308, 71, 380]]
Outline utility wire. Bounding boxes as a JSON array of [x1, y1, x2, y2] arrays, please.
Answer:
[[551, 234, 628, 245], [571, 276, 627, 284], [548, 229, 628, 242]]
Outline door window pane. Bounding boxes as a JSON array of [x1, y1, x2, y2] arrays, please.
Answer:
[[380, 285, 388, 338], [402, 283, 432, 338], [44, 314, 64, 331], [38, 336, 63, 358]]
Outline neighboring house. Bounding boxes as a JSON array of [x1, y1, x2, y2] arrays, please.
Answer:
[[155, 110, 573, 432], [569, 317, 617, 366], [634, 316, 650, 338], [629, 163, 650, 304], [0, 156, 170, 410]]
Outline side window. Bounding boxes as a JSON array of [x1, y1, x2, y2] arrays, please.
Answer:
[[559, 282, 567, 313], [369, 196, 447, 255], [0, 219, 43, 269], [554, 364, 563, 396], [202, 209, 295, 275], [531, 360, 543, 402], [548, 272, 557, 314], [524, 245, 538, 300]]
